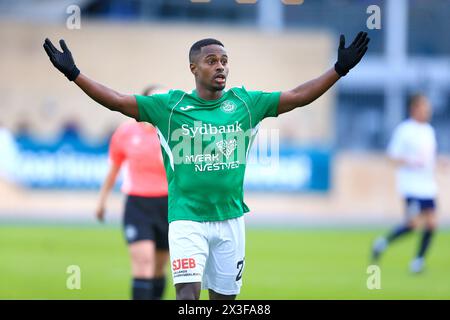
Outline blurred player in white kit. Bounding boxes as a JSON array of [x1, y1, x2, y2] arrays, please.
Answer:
[[372, 94, 439, 274]]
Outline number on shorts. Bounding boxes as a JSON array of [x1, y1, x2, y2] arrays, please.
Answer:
[[236, 259, 244, 281]]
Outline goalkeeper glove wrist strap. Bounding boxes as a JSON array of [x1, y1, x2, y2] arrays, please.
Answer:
[[66, 66, 80, 81], [334, 62, 348, 77]]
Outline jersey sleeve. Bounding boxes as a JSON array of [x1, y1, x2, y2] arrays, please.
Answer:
[[246, 89, 281, 125], [109, 128, 125, 167], [387, 125, 405, 159], [134, 92, 171, 126], [431, 126, 438, 151]]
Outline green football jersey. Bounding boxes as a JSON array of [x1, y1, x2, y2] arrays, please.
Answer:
[[135, 87, 280, 222]]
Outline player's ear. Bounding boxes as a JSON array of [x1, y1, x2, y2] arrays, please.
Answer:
[[190, 63, 197, 76]]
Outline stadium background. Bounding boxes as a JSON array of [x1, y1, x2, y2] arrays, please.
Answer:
[[0, 0, 449, 299]]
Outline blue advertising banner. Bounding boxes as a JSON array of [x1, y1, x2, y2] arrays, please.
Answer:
[[13, 137, 332, 192], [245, 146, 331, 192], [15, 136, 110, 189]]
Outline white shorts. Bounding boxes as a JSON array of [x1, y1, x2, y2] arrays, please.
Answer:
[[168, 216, 245, 295]]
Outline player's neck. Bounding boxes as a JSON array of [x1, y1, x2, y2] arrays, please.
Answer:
[[195, 86, 224, 101], [411, 117, 427, 124]]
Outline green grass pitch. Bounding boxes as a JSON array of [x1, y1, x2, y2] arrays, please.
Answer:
[[0, 225, 449, 299]]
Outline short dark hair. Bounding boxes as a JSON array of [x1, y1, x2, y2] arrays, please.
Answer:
[[189, 38, 224, 63], [408, 93, 426, 111]]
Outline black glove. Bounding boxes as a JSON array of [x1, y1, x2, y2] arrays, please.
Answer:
[[334, 31, 370, 77], [43, 38, 80, 81]]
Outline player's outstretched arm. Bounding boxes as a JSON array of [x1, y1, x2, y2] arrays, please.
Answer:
[[43, 38, 138, 119], [278, 31, 370, 115]]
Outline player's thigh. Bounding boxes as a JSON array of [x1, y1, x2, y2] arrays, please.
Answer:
[[169, 220, 209, 286], [408, 215, 422, 229], [155, 249, 170, 277], [175, 282, 201, 300], [422, 204, 437, 229], [128, 240, 156, 278], [405, 198, 424, 228], [203, 216, 245, 296], [129, 240, 156, 265], [418, 198, 437, 229]]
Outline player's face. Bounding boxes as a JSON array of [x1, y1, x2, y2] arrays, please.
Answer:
[[192, 45, 229, 91], [412, 97, 432, 123]]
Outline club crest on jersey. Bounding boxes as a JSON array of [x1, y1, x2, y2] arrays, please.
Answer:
[[220, 100, 236, 113], [216, 139, 237, 159]]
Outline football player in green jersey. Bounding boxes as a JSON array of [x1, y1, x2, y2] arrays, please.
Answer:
[[44, 32, 369, 300]]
